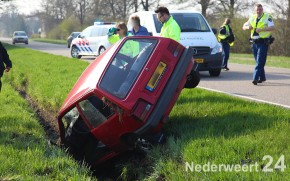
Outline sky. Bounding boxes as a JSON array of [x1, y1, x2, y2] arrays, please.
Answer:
[[5, 0, 277, 16], [12, 0, 43, 15]]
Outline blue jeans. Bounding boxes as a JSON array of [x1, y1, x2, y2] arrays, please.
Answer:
[[222, 42, 230, 68], [251, 43, 268, 81]]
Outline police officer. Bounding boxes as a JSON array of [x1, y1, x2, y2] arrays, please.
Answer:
[[155, 6, 181, 42], [0, 41, 12, 92], [218, 18, 234, 71], [243, 4, 275, 85]]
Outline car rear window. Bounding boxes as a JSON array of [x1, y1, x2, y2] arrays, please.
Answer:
[[100, 38, 157, 99], [153, 13, 211, 33]]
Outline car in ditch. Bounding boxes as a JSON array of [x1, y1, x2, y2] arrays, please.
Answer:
[[57, 36, 199, 167]]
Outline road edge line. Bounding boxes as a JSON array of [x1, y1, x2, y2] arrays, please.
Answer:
[[198, 86, 290, 109]]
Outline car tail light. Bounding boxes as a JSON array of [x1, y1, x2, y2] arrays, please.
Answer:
[[133, 99, 152, 121]]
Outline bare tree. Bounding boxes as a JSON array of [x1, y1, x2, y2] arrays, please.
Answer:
[[214, 0, 253, 18], [74, 0, 94, 27]]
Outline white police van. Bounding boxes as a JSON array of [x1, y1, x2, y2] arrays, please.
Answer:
[[70, 22, 115, 59], [128, 10, 223, 76]]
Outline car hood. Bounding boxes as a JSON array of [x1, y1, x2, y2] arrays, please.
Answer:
[[180, 32, 218, 47]]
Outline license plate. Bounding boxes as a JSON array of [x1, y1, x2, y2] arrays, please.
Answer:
[[146, 61, 167, 92], [195, 58, 204, 63]]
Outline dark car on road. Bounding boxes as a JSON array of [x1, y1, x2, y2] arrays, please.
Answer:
[[57, 36, 199, 167], [67, 32, 80, 48], [12, 31, 28, 44]]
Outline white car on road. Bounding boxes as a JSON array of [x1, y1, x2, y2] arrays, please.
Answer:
[[70, 23, 115, 59]]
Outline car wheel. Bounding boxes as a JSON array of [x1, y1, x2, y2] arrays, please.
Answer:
[[12, 41, 15, 45], [71, 46, 82, 59], [25, 41, 28, 44], [184, 70, 200, 88], [209, 69, 221, 77], [98, 46, 106, 55]]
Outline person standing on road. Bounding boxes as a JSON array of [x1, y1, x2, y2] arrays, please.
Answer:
[[218, 18, 235, 71], [129, 15, 150, 36], [155, 6, 181, 42], [0, 41, 12, 92], [242, 4, 275, 85]]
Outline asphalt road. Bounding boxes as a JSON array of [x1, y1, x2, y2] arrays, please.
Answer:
[[1, 37, 290, 109]]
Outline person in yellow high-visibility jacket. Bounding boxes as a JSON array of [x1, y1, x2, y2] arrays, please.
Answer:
[[218, 18, 235, 71], [107, 22, 139, 58], [243, 4, 275, 85], [155, 6, 181, 42]]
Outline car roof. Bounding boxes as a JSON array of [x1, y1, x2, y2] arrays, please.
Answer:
[[14, 31, 26, 33]]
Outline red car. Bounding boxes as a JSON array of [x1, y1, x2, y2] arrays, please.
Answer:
[[57, 36, 199, 167]]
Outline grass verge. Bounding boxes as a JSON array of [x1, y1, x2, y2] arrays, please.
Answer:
[[0, 78, 92, 180], [144, 88, 290, 180], [6, 44, 88, 112], [230, 53, 290, 69], [32, 38, 67, 45]]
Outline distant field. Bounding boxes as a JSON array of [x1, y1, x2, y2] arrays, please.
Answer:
[[2, 43, 290, 180]]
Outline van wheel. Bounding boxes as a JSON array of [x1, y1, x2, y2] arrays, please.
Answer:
[[185, 70, 200, 88], [98, 46, 106, 55], [209, 69, 221, 77], [71, 46, 82, 59]]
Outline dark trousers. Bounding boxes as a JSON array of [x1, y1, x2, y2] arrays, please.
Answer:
[[222, 42, 230, 68], [0, 77, 2, 92], [251, 43, 269, 81]]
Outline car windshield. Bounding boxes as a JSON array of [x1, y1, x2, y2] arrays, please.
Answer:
[[153, 13, 210, 33], [78, 96, 115, 128], [62, 96, 115, 131], [100, 38, 157, 99], [15, 32, 27, 36], [72, 33, 80, 38]]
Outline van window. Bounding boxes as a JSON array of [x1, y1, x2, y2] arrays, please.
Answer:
[[100, 38, 157, 99], [153, 13, 211, 33]]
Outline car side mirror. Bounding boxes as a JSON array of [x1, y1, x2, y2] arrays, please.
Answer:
[[212, 28, 217, 35]]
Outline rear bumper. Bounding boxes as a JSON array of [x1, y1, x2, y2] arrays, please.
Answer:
[[194, 52, 223, 71], [134, 47, 194, 136]]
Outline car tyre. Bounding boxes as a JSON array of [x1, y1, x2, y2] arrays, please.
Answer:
[[185, 70, 200, 88], [71, 45, 82, 59], [209, 69, 221, 77], [98, 46, 106, 55]]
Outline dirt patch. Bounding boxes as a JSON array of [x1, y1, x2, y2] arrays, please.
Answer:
[[14, 84, 60, 144]]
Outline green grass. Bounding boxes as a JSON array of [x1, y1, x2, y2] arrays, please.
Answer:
[[124, 88, 290, 180], [32, 38, 67, 45], [0, 79, 93, 180], [230, 53, 290, 69], [6, 44, 89, 112], [2, 43, 290, 180]]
